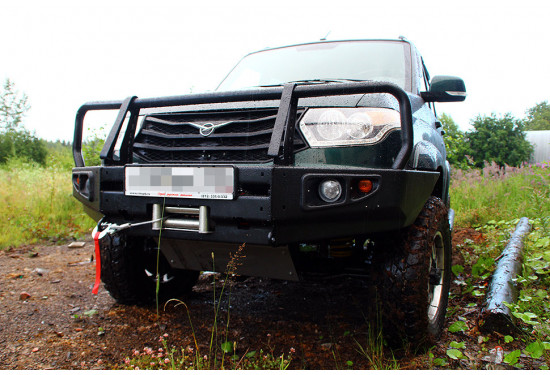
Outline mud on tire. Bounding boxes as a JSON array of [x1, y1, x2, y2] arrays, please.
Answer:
[[99, 233, 199, 305], [375, 196, 451, 348]]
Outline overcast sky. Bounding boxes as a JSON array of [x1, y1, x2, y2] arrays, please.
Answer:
[[1, 0, 549, 141]]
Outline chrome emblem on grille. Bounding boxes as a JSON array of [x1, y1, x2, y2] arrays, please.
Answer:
[[188, 121, 232, 137], [199, 123, 215, 137]]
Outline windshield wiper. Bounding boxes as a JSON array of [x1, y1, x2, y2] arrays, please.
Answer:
[[317, 78, 371, 83], [259, 78, 370, 87]]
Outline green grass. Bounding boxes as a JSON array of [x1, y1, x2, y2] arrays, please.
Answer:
[[0, 156, 94, 249], [120, 335, 292, 370], [451, 162, 550, 227], [439, 162, 550, 369], [439, 217, 550, 369], [354, 325, 399, 370]]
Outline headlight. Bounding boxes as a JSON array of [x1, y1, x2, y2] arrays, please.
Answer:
[[299, 108, 400, 147]]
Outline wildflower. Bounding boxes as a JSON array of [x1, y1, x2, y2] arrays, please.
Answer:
[[290, 347, 296, 354], [144, 347, 153, 355], [163, 333, 169, 338], [165, 358, 170, 364], [133, 349, 139, 356], [124, 358, 131, 365], [97, 359, 103, 365], [150, 362, 155, 367], [267, 333, 271, 337], [204, 355, 208, 360], [158, 348, 164, 353]]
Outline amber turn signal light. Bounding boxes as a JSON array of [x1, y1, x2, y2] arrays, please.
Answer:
[[358, 179, 373, 193]]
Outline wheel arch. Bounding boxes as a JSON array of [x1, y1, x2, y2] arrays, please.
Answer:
[[409, 141, 450, 206]]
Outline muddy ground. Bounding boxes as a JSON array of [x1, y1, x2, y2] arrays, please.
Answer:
[[0, 228, 539, 370]]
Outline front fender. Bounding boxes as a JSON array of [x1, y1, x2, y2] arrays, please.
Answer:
[[409, 140, 445, 171], [408, 141, 450, 205]]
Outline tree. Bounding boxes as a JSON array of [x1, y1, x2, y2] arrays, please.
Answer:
[[0, 134, 11, 164], [0, 79, 47, 165], [82, 126, 106, 166], [439, 113, 472, 169], [466, 114, 533, 167], [0, 79, 29, 132], [524, 101, 550, 131], [10, 130, 47, 165]]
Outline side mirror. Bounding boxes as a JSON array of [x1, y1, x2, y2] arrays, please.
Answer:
[[421, 75, 466, 102]]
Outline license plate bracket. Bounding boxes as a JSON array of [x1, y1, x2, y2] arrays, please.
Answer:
[[125, 166, 234, 200]]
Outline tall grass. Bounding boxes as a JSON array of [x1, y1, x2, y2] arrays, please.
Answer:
[[0, 154, 95, 249], [451, 162, 550, 227]]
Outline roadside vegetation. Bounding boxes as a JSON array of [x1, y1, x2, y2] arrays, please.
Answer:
[[0, 149, 95, 249], [423, 219, 550, 370], [429, 162, 550, 370], [0, 79, 102, 249], [452, 161, 549, 227]]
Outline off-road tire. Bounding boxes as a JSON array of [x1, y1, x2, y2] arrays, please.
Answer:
[[375, 196, 451, 348], [99, 233, 199, 305]]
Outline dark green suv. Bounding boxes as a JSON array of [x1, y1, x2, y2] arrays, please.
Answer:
[[72, 38, 466, 345]]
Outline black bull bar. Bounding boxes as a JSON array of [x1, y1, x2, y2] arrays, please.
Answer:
[[72, 81, 413, 169]]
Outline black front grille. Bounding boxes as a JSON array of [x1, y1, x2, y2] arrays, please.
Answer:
[[132, 109, 307, 163]]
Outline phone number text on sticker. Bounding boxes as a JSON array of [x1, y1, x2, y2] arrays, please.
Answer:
[[125, 166, 234, 200]]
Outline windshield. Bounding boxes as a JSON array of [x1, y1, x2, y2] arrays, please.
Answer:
[[217, 40, 409, 91]]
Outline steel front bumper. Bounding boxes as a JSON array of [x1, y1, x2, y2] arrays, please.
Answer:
[[73, 164, 439, 246]]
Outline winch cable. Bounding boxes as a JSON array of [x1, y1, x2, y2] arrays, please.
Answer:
[[91, 217, 166, 295]]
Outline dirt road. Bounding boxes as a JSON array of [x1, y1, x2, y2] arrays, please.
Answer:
[[0, 229, 538, 370], [0, 239, 389, 369]]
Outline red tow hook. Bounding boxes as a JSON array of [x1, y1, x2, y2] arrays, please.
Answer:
[[91, 222, 113, 295], [92, 229, 102, 295]]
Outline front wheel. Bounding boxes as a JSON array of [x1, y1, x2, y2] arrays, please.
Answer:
[[99, 233, 199, 305], [375, 196, 452, 347]]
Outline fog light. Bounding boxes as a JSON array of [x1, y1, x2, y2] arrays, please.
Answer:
[[319, 179, 342, 203]]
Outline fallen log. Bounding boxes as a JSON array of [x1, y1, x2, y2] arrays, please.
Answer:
[[479, 217, 532, 334]]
